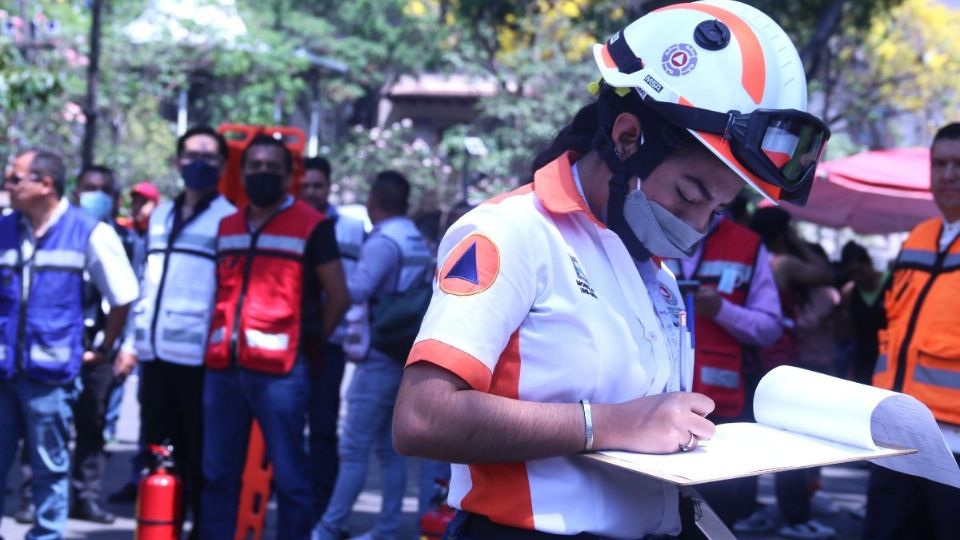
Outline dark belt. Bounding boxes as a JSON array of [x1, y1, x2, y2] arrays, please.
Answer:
[[446, 497, 702, 540]]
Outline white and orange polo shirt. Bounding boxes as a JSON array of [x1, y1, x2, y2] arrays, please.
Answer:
[[407, 152, 689, 539]]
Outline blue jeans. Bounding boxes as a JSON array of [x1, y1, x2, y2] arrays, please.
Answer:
[[418, 459, 451, 520], [102, 375, 125, 442], [309, 343, 346, 516], [200, 360, 312, 540], [0, 377, 78, 540], [314, 350, 406, 540]]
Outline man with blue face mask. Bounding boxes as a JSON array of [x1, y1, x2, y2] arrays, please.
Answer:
[[63, 165, 141, 524], [130, 126, 236, 539]]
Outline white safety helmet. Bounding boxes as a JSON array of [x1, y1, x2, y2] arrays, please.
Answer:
[[592, 0, 829, 205]]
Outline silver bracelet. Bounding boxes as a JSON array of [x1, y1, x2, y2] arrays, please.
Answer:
[[580, 399, 594, 452]]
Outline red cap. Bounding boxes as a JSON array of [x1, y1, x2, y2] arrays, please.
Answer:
[[131, 181, 160, 202]]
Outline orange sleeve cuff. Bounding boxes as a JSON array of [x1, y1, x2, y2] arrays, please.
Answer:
[[406, 339, 492, 393]]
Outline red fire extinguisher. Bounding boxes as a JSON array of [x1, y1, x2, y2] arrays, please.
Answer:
[[135, 444, 183, 540], [419, 478, 456, 540]]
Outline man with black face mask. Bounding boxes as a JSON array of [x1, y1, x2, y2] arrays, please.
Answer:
[[201, 134, 349, 540], [128, 125, 236, 539]]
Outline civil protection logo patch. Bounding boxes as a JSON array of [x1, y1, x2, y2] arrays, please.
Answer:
[[439, 233, 500, 296], [661, 43, 697, 76]]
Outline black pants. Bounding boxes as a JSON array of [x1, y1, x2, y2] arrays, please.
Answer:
[[140, 361, 205, 531], [70, 359, 117, 502], [862, 456, 960, 540], [444, 499, 705, 540]]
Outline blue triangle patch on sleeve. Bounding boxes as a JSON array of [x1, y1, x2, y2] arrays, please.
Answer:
[[444, 242, 479, 284]]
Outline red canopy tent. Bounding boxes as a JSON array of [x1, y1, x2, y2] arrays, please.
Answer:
[[782, 147, 940, 234]]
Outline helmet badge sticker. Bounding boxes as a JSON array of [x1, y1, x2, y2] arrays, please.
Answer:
[[661, 43, 698, 76]]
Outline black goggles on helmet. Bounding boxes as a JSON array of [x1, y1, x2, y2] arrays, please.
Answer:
[[646, 100, 830, 203]]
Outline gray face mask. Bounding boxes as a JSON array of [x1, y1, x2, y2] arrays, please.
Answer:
[[622, 187, 705, 258]]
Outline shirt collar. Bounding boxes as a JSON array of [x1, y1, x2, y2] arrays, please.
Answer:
[[533, 151, 605, 229]]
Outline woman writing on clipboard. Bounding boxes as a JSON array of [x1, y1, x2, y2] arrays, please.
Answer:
[[393, 2, 830, 538]]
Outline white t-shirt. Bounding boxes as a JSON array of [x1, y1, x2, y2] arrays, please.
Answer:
[[408, 152, 688, 538]]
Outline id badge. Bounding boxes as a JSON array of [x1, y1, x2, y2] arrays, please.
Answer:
[[717, 267, 737, 294]]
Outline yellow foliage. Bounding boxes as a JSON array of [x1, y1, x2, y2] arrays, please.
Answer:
[[403, 0, 429, 18], [857, 0, 960, 114]]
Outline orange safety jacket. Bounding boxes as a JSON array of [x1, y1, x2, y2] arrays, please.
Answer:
[[874, 218, 960, 425], [206, 200, 325, 375], [690, 219, 762, 418]]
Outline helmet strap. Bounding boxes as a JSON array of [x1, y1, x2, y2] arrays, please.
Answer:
[[593, 91, 685, 261]]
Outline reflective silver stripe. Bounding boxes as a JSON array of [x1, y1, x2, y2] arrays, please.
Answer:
[[34, 249, 85, 269], [219, 234, 251, 251], [209, 327, 226, 345], [943, 253, 960, 270], [174, 233, 217, 252], [914, 365, 960, 390], [874, 354, 888, 374], [152, 233, 217, 254], [899, 249, 937, 267], [696, 260, 754, 285], [0, 347, 5, 361], [245, 328, 290, 351], [0, 249, 18, 267], [700, 366, 739, 389], [29, 344, 72, 364], [161, 328, 205, 345], [257, 234, 306, 255]]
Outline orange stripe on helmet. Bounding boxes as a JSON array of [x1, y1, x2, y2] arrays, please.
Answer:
[[677, 96, 782, 200], [657, 3, 766, 105], [600, 43, 617, 69]]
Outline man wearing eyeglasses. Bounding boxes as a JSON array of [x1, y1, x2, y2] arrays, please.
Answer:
[[0, 149, 138, 539], [130, 126, 236, 539]]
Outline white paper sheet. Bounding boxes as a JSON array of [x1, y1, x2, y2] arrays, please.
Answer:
[[593, 422, 907, 485], [871, 394, 960, 489], [589, 367, 960, 487], [754, 366, 890, 449]]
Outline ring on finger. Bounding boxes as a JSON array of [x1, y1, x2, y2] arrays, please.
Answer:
[[679, 432, 697, 452]]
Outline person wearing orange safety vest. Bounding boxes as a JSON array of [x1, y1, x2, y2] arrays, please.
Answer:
[[199, 135, 349, 540], [391, 2, 831, 538], [864, 122, 960, 540]]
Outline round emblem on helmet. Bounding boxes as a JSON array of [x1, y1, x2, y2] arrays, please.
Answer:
[[661, 43, 698, 76]]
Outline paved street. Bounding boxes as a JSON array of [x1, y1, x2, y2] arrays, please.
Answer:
[[2, 372, 873, 539]]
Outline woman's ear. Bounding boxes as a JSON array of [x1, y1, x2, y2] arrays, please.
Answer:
[[610, 112, 643, 158]]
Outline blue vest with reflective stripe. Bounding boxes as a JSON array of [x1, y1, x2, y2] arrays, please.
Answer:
[[0, 207, 96, 383]]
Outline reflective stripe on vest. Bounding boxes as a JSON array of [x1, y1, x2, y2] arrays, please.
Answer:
[[30, 344, 72, 364], [695, 260, 754, 287], [700, 366, 739, 389], [898, 249, 937, 269], [913, 365, 960, 390], [33, 249, 85, 270], [0, 249, 17, 267], [245, 328, 290, 351], [874, 353, 888, 374]]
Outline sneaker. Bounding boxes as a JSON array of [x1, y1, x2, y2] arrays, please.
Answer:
[[810, 491, 840, 516], [733, 509, 777, 533], [778, 519, 836, 539], [13, 502, 35, 524]]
